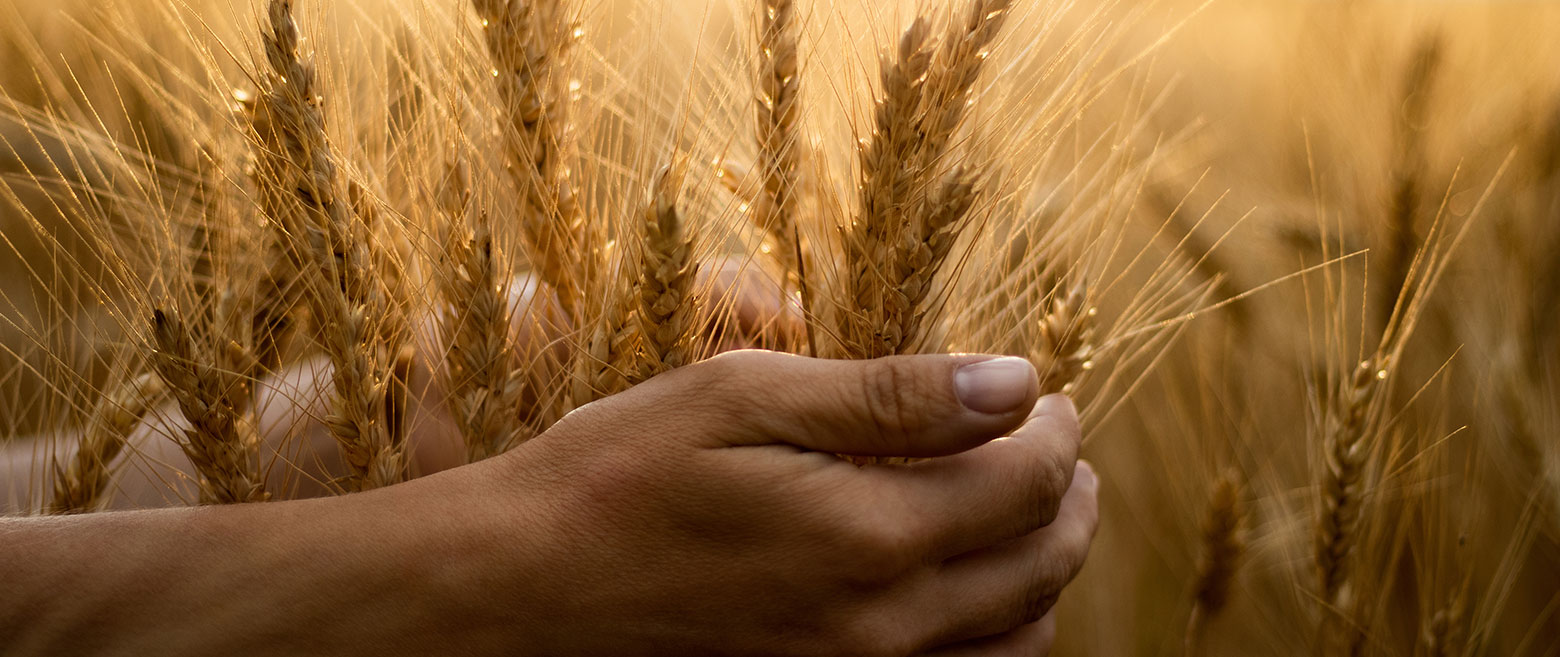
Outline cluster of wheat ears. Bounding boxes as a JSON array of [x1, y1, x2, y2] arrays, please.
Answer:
[[1, 0, 1558, 653]]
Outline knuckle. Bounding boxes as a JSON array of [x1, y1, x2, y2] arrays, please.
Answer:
[[839, 514, 920, 584], [831, 613, 914, 657], [860, 360, 917, 446], [1020, 585, 1061, 627], [691, 349, 761, 386], [1027, 448, 1073, 528]]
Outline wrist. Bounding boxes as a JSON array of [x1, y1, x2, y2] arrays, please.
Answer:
[[368, 452, 564, 656]]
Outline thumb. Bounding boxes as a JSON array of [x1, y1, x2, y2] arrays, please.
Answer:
[[624, 350, 1040, 458]]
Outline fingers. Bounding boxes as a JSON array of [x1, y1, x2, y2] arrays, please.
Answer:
[[663, 350, 1040, 458], [862, 394, 1082, 559], [920, 613, 1057, 657], [916, 461, 1099, 645]]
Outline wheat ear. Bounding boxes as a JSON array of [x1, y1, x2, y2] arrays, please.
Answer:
[[1421, 590, 1468, 657], [1036, 284, 1097, 395], [1185, 470, 1247, 654], [1315, 356, 1388, 604], [252, 0, 407, 491], [846, 0, 1011, 358], [844, 16, 933, 358], [48, 373, 167, 514], [920, 0, 1012, 168], [633, 157, 699, 381], [435, 164, 530, 462], [148, 308, 267, 504], [472, 0, 590, 322], [753, 0, 802, 273]]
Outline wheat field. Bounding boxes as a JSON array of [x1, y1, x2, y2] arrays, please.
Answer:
[[0, 0, 1557, 654]]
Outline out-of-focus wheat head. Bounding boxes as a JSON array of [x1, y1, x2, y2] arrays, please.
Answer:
[[1, 0, 1559, 655]]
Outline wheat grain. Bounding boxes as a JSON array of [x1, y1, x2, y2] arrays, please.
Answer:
[[472, 0, 591, 322], [753, 0, 802, 279], [148, 308, 267, 504], [434, 163, 530, 462], [251, 0, 407, 491], [1185, 470, 1246, 654], [843, 15, 933, 359], [1316, 356, 1389, 605], [1036, 284, 1096, 395], [48, 372, 167, 514], [633, 157, 699, 381]]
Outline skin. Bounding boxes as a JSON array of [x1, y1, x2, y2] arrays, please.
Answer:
[[0, 265, 1099, 655], [1, 351, 1095, 656]]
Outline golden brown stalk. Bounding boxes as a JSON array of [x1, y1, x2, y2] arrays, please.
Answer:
[[844, 16, 934, 358], [1036, 284, 1097, 396], [753, 0, 802, 277], [148, 308, 267, 505], [1185, 471, 1247, 654], [570, 274, 638, 406], [1315, 356, 1388, 605], [634, 158, 699, 381], [251, 0, 407, 491], [752, 0, 815, 355], [435, 162, 530, 462], [919, 0, 1012, 169], [845, 0, 1010, 358], [1379, 33, 1442, 338], [883, 170, 978, 354], [440, 224, 529, 461], [48, 373, 168, 514], [472, 0, 590, 321]]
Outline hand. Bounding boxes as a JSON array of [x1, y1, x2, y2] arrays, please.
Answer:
[[421, 350, 1097, 656]]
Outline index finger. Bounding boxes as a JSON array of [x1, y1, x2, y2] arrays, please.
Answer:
[[860, 394, 1083, 561]]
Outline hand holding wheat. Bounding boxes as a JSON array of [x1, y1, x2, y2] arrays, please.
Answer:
[[0, 351, 1096, 656]]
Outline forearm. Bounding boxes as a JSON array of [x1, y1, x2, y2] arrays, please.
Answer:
[[0, 464, 538, 656]]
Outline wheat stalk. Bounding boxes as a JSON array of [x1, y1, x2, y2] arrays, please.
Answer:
[[753, 0, 803, 274], [843, 16, 934, 358], [148, 308, 267, 504], [1315, 356, 1389, 606], [1379, 33, 1442, 339], [435, 163, 531, 462], [472, 0, 591, 322], [633, 157, 699, 381], [751, 0, 815, 355], [1036, 284, 1097, 395], [250, 0, 407, 491], [48, 372, 167, 514], [844, 0, 1011, 359], [1185, 470, 1247, 654]]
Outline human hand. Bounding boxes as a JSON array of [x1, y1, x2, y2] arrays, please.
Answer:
[[416, 350, 1096, 656]]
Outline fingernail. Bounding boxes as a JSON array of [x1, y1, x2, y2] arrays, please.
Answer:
[[954, 357, 1037, 414], [1075, 460, 1098, 492]]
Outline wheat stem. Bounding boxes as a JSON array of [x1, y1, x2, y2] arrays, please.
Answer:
[[48, 373, 167, 514], [251, 0, 407, 491], [472, 0, 591, 322], [634, 157, 699, 381], [1315, 356, 1388, 605], [148, 308, 267, 504], [1185, 470, 1247, 654]]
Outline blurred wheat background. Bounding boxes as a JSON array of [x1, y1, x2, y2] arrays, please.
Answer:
[[1, 0, 1557, 654]]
